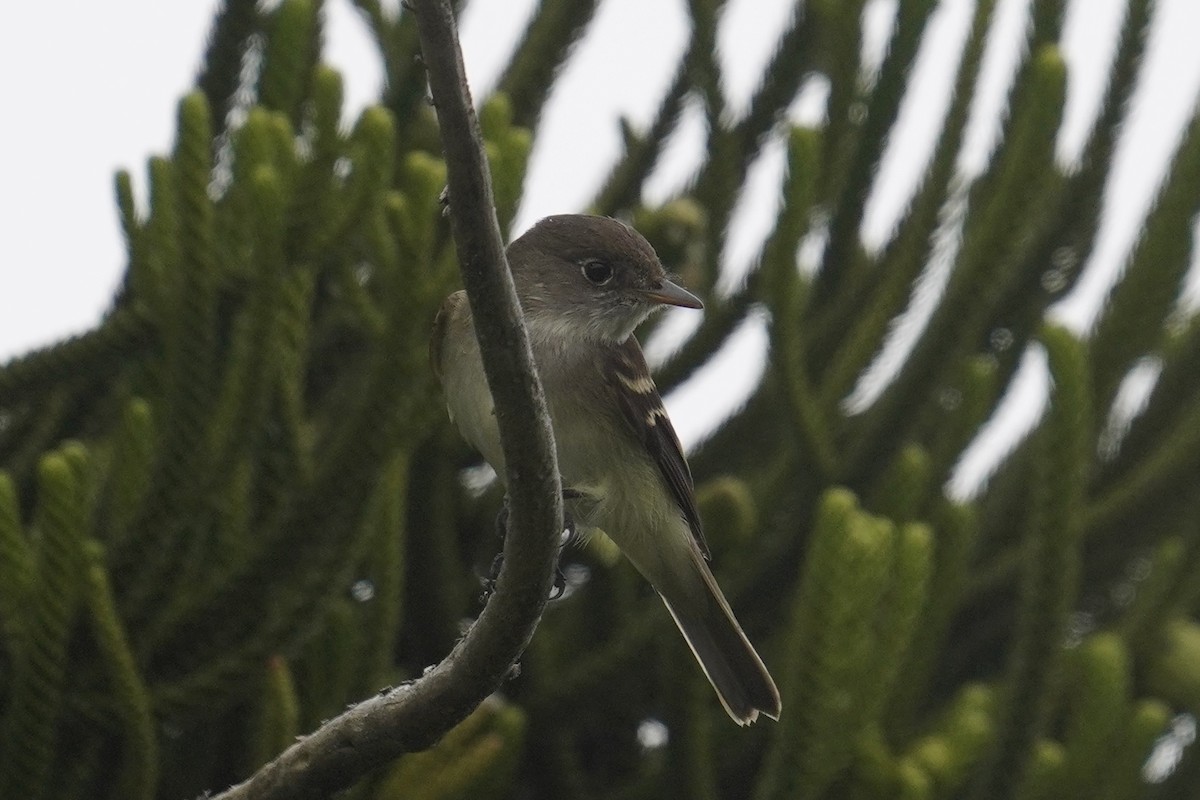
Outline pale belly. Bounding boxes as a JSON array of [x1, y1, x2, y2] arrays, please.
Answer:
[[442, 340, 682, 545], [549, 398, 680, 539]]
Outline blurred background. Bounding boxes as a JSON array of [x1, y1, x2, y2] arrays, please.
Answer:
[[5, 2, 1200, 377], [5, 1, 1200, 493], [3, 1, 1200, 798]]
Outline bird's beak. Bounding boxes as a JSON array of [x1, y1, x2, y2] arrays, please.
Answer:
[[639, 279, 704, 309]]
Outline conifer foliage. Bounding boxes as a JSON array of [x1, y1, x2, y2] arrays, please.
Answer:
[[1, 0, 1199, 797]]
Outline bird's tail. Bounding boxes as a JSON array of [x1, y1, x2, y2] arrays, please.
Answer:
[[659, 555, 781, 725]]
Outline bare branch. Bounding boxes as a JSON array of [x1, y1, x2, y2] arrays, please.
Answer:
[[203, 0, 562, 796]]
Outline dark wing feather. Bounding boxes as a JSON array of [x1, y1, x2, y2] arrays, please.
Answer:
[[604, 338, 709, 559]]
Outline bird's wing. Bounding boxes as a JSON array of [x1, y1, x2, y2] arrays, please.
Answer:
[[604, 337, 709, 559]]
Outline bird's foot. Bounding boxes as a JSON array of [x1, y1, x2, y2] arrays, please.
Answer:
[[480, 489, 580, 602]]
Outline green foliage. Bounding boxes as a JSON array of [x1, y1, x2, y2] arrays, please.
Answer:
[[969, 325, 1091, 800], [83, 539, 158, 799], [1059, 633, 1133, 798], [2, 0, 1199, 797], [374, 699, 526, 800], [246, 656, 301, 774], [695, 475, 758, 560], [0, 450, 92, 800], [757, 489, 931, 799], [903, 684, 998, 796]]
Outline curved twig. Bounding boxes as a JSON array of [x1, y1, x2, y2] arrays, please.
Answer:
[[204, 0, 562, 797]]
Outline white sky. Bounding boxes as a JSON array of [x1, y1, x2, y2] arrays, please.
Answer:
[[3, 0, 1199, 488]]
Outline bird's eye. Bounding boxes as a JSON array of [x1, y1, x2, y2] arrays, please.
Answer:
[[581, 260, 614, 286]]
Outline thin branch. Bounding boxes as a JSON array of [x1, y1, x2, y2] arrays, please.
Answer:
[[203, 0, 563, 796]]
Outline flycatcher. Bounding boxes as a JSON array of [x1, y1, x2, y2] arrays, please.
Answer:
[[432, 214, 780, 725]]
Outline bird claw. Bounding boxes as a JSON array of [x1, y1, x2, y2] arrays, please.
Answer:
[[480, 551, 505, 602], [481, 489, 578, 603], [549, 566, 568, 600]]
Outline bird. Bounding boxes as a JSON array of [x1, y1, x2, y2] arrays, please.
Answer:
[[431, 213, 780, 725]]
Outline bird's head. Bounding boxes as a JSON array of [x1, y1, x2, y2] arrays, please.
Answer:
[[507, 214, 703, 345]]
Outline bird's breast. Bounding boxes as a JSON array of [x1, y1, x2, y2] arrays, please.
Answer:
[[441, 329, 506, 473], [441, 327, 685, 549]]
